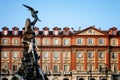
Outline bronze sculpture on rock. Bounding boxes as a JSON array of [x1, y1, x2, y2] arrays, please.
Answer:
[[11, 4, 48, 80]]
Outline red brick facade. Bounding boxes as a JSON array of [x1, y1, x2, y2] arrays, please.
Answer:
[[0, 26, 120, 80]]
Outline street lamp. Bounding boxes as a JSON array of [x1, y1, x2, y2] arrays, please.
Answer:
[[87, 65, 95, 80], [99, 66, 110, 80]]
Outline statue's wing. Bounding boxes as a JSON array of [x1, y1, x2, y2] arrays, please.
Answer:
[[23, 4, 34, 12]]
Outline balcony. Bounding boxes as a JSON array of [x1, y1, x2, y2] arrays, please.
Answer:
[[63, 71, 72, 76]]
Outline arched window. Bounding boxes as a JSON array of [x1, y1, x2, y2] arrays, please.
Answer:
[[79, 78, 84, 80], [63, 78, 69, 80]]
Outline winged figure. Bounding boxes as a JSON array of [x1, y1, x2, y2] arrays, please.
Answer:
[[23, 4, 41, 28]]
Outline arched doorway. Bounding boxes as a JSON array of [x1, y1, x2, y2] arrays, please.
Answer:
[[2, 78, 8, 80], [101, 78, 107, 80], [90, 78, 95, 80], [63, 78, 69, 80], [79, 78, 84, 80]]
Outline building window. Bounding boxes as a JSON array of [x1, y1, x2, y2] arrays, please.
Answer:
[[112, 31, 116, 35], [77, 51, 83, 58], [76, 65, 82, 72], [64, 52, 69, 59], [3, 39, 8, 44], [88, 38, 93, 45], [64, 65, 69, 72], [53, 65, 59, 73], [1, 64, 8, 70], [53, 52, 59, 59], [45, 39, 48, 45], [14, 30, 17, 35], [44, 31, 48, 35], [4, 30, 7, 35], [111, 52, 117, 59], [88, 64, 93, 71], [112, 39, 116, 45], [14, 39, 18, 44], [98, 51, 104, 58], [53, 39, 59, 45], [35, 39, 39, 45], [63, 39, 69, 45], [12, 65, 18, 73], [3, 51, 8, 58], [43, 65, 49, 73], [76, 38, 82, 45], [43, 38, 49, 45], [13, 51, 18, 58], [113, 65, 117, 72], [54, 31, 58, 35], [99, 38, 104, 44], [35, 31, 38, 35], [43, 52, 49, 59], [87, 51, 93, 59]]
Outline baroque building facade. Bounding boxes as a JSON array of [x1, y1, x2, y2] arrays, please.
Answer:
[[0, 26, 120, 80]]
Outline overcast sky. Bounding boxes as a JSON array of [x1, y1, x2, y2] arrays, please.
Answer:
[[0, 0, 120, 31]]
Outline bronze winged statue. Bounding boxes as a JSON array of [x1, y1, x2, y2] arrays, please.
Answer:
[[23, 4, 41, 28]]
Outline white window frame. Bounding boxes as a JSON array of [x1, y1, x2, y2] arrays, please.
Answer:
[[54, 31, 58, 35], [14, 39, 18, 44], [98, 51, 104, 58], [99, 38, 104, 45], [4, 30, 7, 35], [14, 30, 17, 35], [44, 31, 48, 35], [3, 51, 8, 58], [63, 39, 70, 46], [63, 65, 70, 72], [35, 30, 38, 35], [43, 52, 49, 59], [111, 52, 117, 59], [77, 51, 83, 59], [3, 39, 8, 44], [53, 52, 59, 59], [87, 51, 93, 59], [53, 39, 59, 45], [88, 38, 93, 45], [53, 65, 59, 73], [13, 51, 18, 58], [43, 64, 49, 73], [76, 38, 82, 45]]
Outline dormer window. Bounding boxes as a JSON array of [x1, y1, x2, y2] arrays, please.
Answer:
[[112, 31, 116, 35], [53, 27, 61, 36], [64, 31, 69, 35], [4, 30, 8, 35], [109, 27, 117, 35], [43, 27, 49, 36], [63, 27, 70, 35], [14, 30, 18, 35], [35, 31, 38, 35], [34, 27, 39, 35], [54, 31, 58, 36], [44, 31, 48, 35], [2, 27, 9, 35], [12, 27, 19, 35]]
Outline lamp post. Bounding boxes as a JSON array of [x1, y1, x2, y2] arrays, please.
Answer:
[[105, 67, 109, 80], [87, 64, 93, 80], [99, 66, 110, 80]]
